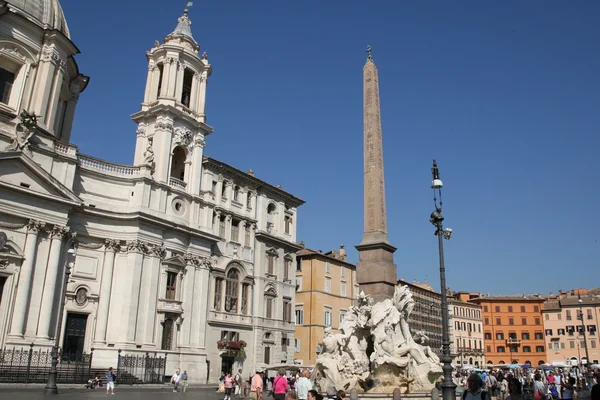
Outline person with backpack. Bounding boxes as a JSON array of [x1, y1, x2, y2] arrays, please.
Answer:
[[463, 373, 487, 400]]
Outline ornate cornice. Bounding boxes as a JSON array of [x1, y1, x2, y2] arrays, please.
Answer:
[[184, 253, 212, 269]]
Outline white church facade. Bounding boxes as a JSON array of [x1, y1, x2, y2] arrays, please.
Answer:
[[0, 0, 303, 382]]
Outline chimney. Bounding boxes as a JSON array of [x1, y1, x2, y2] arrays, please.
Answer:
[[339, 244, 346, 260]]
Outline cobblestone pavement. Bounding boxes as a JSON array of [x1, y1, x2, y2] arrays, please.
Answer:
[[0, 387, 273, 400]]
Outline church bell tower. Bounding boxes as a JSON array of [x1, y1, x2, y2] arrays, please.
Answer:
[[131, 4, 213, 195]]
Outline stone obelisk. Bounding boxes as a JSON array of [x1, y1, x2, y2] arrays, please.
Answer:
[[355, 46, 398, 303]]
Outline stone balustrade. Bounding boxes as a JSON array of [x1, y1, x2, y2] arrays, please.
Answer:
[[169, 177, 187, 190], [78, 154, 142, 176]]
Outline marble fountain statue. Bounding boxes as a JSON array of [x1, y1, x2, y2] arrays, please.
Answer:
[[315, 284, 442, 394]]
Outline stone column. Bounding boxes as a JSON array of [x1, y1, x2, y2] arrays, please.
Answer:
[[136, 243, 163, 345], [9, 220, 44, 337], [165, 57, 178, 98], [196, 74, 208, 118], [143, 60, 156, 103], [189, 136, 205, 196], [189, 74, 200, 111], [180, 255, 196, 348], [153, 117, 174, 184], [46, 64, 66, 130], [120, 240, 146, 344], [31, 44, 59, 124], [175, 61, 185, 103], [93, 239, 119, 344], [237, 279, 244, 314], [194, 259, 211, 348], [37, 225, 69, 339]]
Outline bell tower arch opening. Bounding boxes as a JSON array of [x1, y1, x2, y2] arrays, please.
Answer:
[[170, 146, 187, 182]]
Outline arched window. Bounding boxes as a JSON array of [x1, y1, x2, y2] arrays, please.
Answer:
[[170, 146, 186, 181], [157, 63, 164, 98], [181, 68, 194, 107], [267, 203, 276, 215], [225, 269, 240, 313], [538, 360, 545, 366], [161, 318, 174, 350]]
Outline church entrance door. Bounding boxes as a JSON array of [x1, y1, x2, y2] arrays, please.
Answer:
[[62, 313, 88, 361]]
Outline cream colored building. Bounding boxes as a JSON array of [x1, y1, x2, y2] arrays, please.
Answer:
[[294, 246, 357, 365], [543, 291, 600, 366], [0, 0, 303, 382], [450, 293, 485, 367]]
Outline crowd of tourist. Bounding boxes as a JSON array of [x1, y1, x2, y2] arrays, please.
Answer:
[[454, 368, 600, 400]]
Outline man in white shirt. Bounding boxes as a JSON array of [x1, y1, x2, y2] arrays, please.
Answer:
[[295, 369, 313, 400]]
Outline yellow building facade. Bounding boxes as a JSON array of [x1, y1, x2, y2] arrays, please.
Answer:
[[294, 246, 357, 365]]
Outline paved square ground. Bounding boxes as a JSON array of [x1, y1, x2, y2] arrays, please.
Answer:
[[0, 388, 273, 400]]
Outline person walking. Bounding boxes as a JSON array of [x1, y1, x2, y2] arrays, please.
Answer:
[[273, 368, 289, 400], [234, 369, 243, 398], [295, 369, 313, 400], [181, 370, 189, 393], [171, 369, 181, 393], [105, 367, 116, 395], [224, 372, 235, 400], [250, 369, 264, 400]]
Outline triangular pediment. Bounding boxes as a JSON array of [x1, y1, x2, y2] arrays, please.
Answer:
[[0, 152, 81, 203], [163, 254, 187, 268]]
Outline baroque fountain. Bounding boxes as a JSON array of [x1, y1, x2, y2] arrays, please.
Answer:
[[315, 284, 442, 394]]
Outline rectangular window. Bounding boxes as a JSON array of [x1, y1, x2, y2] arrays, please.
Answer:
[[214, 278, 222, 310], [284, 259, 291, 281], [284, 216, 292, 234], [486, 345, 491, 352], [295, 277, 302, 292], [558, 313, 562, 320], [341, 282, 346, 297], [534, 306, 539, 312], [535, 317, 541, 325], [522, 317, 527, 325], [325, 261, 331, 273], [484, 317, 489, 325], [296, 259, 302, 271], [545, 314, 549, 321], [281, 335, 288, 352], [557, 328, 566, 335], [521, 306, 526, 312], [324, 309, 332, 327], [295, 309, 304, 325], [588, 310, 593, 320], [283, 300, 290, 322], [212, 180, 217, 194], [340, 311, 346, 325], [569, 341, 575, 349], [509, 318, 514, 325], [0, 67, 15, 104], [231, 219, 240, 242], [535, 332, 544, 340], [497, 346, 505, 353], [165, 271, 177, 300], [295, 339, 301, 352], [484, 306, 488, 312], [267, 254, 275, 275], [592, 340, 597, 348], [496, 318, 502, 325], [325, 278, 331, 293], [508, 306, 513, 312], [219, 215, 226, 237], [244, 224, 251, 245], [522, 332, 530, 340], [561, 342, 565, 349], [341, 266, 345, 277], [496, 332, 504, 340], [566, 310, 572, 320], [545, 329, 553, 336], [536, 346, 544, 352], [495, 306, 500, 312], [484, 332, 492, 340], [264, 346, 270, 364], [265, 297, 273, 318]]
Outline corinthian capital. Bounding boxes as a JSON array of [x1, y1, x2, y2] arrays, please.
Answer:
[[51, 225, 69, 239], [27, 220, 45, 233], [126, 239, 148, 253], [105, 239, 121, 252], [150, 242, 166, 258]]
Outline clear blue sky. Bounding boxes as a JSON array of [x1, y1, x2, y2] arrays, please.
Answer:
[[61, 1, 600, 295]]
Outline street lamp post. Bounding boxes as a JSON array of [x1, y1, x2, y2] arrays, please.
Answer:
[[429, 159, 456, 400], [577, 295, 592, 390], [44, 238, 76, 395]]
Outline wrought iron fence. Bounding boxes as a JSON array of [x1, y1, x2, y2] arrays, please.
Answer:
[[116, 350, 167, 384], [0, 344, 93, 383]]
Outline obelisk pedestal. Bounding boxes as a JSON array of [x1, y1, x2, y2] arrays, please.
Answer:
[[355, 48, 397, 303]]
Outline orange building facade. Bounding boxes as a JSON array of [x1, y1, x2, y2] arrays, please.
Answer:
[[470, 295, 547, 366]]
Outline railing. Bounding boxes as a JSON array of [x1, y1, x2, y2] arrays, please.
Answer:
[[116, 350, 167, 385], [169, 177, 187, 190], [54, 142, 76, 155], [79, 155, 141, 176], [0, 344, 93, 383], [507, 338, 521, 345]]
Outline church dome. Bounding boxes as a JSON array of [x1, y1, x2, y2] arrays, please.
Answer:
[[5, 0, 70, 39]]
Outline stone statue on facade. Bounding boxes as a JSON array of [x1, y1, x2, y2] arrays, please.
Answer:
[[5, 110, 38, 156], [315, 284, 442, 394], [143, 138, 155, 169]]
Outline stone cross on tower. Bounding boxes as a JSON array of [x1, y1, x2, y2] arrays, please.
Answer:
[[355, 46, 398, 303]]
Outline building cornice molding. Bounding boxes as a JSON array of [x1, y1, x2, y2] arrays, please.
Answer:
[[255, 231, 303, 252]]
